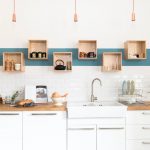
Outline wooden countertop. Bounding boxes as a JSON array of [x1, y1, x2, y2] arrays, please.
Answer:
[[0, 102, 67, 111], [120, 101, 150, 110], [2, 101, 150, 111]]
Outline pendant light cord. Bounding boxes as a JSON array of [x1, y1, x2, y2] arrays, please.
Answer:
[[75, 0, 77, 14], [13, 0, 16, 13], [132, 0, 134, 12]]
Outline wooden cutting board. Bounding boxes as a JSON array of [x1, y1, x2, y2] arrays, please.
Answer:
[[120, 101, 150, 110]]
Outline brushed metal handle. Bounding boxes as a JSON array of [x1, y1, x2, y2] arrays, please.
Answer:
[[142, 142, 150, 144], [68, 128, 95, 131], [142, 112, 150, 115], [142, 127, 150, 130], [31, 113, 57, 116], [0, 113, 19, 115], [98, 127, 124, 130]]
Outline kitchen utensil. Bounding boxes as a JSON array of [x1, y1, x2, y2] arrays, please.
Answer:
[[38, 52, 42, 58], [130, 80, 135, 95], [127, 80, 131, 95], [122, 80, 127, 95], [51, 97, 66, 106], [66, 61, 72, 70], [42, 52, 46, 58], [31, 52, 37, 58], [79, 52, 87, 58], [55, 59, 66, 70], [87, 52, 96, 58], [51, 92, 68, 106], [15, 64, 21, 71]]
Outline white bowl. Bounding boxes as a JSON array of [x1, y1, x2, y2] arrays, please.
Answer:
[[51, 97, 66, 106]]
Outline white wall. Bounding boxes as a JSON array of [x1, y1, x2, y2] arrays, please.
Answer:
[[0, 66, 149, 102], [0, 0, 150, 48], [0, 1, 150, 102]]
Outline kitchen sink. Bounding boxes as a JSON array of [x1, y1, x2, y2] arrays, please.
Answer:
[[67, 101, 127, 118]]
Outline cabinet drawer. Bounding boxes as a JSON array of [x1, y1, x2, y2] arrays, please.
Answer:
[[127, 125, 150, 139], [23, 111, 66, 119], [127, 111, 150, 124], [127, 140, 150, 150]]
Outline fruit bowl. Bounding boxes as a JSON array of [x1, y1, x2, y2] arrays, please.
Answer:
[[51, 92, 68, 106], [51, 97, 66, 106]]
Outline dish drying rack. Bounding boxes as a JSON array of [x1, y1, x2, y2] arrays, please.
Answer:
[[118, 88, 143, 103]]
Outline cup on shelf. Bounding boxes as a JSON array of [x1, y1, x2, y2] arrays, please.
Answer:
[[15, 64, 21, 71], [66, 61, 72, 70], [42, 52, 46, 58]]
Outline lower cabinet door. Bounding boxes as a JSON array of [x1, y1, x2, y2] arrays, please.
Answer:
[[68, 125, 96, 150], [97, 125, 125, 150], [23, 111, 66, 150], [127, 140, 150, 150], [0, 112, 22, 150]]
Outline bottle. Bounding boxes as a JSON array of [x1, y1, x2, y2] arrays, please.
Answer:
[[38, 52, 42, 58], [66, 61, 72, 70], [42, 52, 46, 58], [10, 59, 15, 71], [0, 95, 2, 104], [5, 59, 10, 71]]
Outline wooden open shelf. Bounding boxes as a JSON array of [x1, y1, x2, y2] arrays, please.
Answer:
[[53, 52, 72, 71], [78, 40, 97, 59], [3, 52, 25, 72], [102, 52, 122, 72], [28, 40, 48, 60], [124, 41, 146, 59]]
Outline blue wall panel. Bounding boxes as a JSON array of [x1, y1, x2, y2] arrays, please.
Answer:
[[0, 48, 149, 66]]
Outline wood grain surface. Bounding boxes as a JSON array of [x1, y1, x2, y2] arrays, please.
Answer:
[[0, 102, 66, 111], [120, 101, 150, 110]]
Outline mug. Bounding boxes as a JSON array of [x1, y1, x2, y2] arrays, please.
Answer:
[[87, 52, 95, 58], [38, 52, 42, 58], [15, 64, 21, 71]]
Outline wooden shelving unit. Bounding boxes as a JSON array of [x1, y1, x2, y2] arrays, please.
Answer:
[[124, 41, 146, 59], [53, 52, 72, 71], [28, 40, 48, 60], [102, 52, 122, 72], [3, 52, 25, 72], [78, 40, 97, 59]]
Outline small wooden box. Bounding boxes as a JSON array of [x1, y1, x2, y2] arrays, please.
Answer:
[[3, 52, 25, 72], [102, 52, 122, 72], [124, 41, 146, 60], [53, 52, 72, 71], [78, 40, 97, 59], [28, 40, 48, 60]]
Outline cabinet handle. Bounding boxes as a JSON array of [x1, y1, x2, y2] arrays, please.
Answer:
[[0, 113, 19, 115], [68, 128, 95, 131], [142, 112, 150, 115], [142, 127, 150, 130], [142, 142, 150, 144], [31, 113, 57, 116], [98, 127, 124, 130]]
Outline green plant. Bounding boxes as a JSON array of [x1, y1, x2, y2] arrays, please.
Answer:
[[11, 91, 20, 101]]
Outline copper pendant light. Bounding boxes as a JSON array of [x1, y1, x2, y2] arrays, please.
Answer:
[[74, 0, 78, 22], [131, 0, 135, 21], [12, 0, 16, 22]]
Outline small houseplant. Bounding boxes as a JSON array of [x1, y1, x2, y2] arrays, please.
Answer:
[[11, 91, 20, 105]]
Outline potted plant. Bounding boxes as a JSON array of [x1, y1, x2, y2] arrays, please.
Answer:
[[11, 91, 20, 105]]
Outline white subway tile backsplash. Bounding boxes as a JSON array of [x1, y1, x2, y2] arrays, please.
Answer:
[[0, 66, 150, 102]]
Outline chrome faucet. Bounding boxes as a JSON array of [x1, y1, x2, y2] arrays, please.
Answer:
[[91, 78, 102, 102]]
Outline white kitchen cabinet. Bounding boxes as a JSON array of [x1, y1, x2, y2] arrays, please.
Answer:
[[97, 125, 125, 150], [67, 118, 125, 150], [126, 111, 150, 150], [23, 111, 66, 150], [68, 125, 96, 150], [127, 140, 150, 150], [0, 111, 22, 150]]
